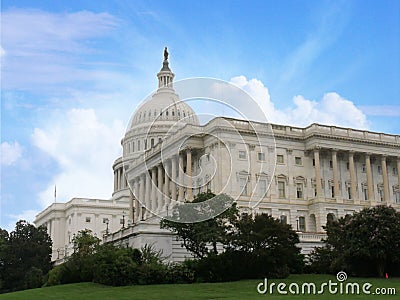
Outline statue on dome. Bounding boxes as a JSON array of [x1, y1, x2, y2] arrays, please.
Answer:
[[164, 47, 169, 61]]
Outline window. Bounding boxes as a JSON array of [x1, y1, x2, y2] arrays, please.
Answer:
[[277, 155, 284, 164], [239, 150, 246, 159], [348, 187, 352, 200], [239, 177, 248, 195], [280, 215, 287, 224], [394, 167, 398, 175], [312, 159, 315, 167], [85, 217, 91, 223], [259, 179, 267, 195], [296, 183, 303, 199], [151, 138, 154, 147], [278, 181, 286, 198], [329, 160, 333, 169], [138, 140, 141, 151], [378, 188, 384, 201], [377, 165, 382, 174], [258, 152, 265, 161], [295, 157, 302, 165], [298, 217, 306, 232], [363, 187, 368, 200], [144, 139, 147, 150], [158, 137, 162, 143], [132, 141, 135, 152], [313, 185, 317, 197], [346, 162, 349, 170], [395, 191, 400, 204], [362, 164, 366, 173], [331, 185, 335, 198]]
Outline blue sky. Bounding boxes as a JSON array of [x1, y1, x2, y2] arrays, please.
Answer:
[[1, 0, 399, 230]]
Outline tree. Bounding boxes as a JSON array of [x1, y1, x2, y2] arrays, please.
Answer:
[[160, 192, 238, 258], [310, 205, 400, 277], [0, 220, 52, 292]]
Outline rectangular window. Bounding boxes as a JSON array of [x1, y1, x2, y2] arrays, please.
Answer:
[[280, 215, 287, 224], [299, 217, 306, 232], [363, 188, 368, 200], [396, 191, 400, 204], [329, 160, 333, 169], [314, 186, 317, 197], [258, 152, 265, 161], [239, 177, 248, 195], [394, 167, 398, 175], [296, 183, 303, 199], [379, 189, 384, 201], [277, 155, 284, 164], [331, 186, 335, 198], [348, 187, 352, 200], [259, 179, 267, 195], [295, 157, 302, 165], [362, 164, 366, 173], [346, 162, 350, 170], [239, 150, 246, 159], [377, 165, 382, 174], [312, 159, 315, 167], [278, 181, 286, 198], [85, 217, 91, 223]]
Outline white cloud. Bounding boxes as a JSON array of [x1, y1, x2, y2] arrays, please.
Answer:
[[1, 141, 22, 166], [6, 209, 40, 232], [231, 75, 368, 129], [2, 8, 123, 91], [31, 108, 125, 208]]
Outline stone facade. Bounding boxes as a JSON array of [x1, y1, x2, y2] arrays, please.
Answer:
[[36, 50, 400, 262]]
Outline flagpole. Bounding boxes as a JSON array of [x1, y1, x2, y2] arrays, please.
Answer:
[[54, 184, 57, 203]]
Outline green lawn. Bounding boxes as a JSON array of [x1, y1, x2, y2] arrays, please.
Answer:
[[1, 275, 399, 299]]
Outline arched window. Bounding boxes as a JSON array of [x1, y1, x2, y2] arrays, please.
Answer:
[[132, 141, 135, 152], [327, 213, 337, 224], [137, 140, 141, 151], [151, 138, 154, 147]]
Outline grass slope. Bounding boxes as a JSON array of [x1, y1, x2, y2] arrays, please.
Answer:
[[1, 275, 399, 299]]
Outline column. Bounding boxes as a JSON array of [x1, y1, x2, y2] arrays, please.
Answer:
[[164, 160, 171, 208], [348, 151, 359, 203], [139, 175, 145, 220], [314, 148, 323, 198], [365, 154, 374, 201], [381, 156, 390, 203], [171, 155, 177, 202], [145, 171, 151, 218], [186, 149, 193, 200], [397, 157, 400, 188], [129, 188, 134, 222], [134, 178, 140, 222], [332, 150, 340, 200], [114, 170, 117, 192], [151, 167, 157, 212], [116, 169, 120, 190], [178, 153, 184, 202], [158, 164, 163, 211]]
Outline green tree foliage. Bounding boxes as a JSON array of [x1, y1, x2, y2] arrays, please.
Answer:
[[309, 205, 400, 277], [160, 192, 239, 258], [0, 220, 52, 292]]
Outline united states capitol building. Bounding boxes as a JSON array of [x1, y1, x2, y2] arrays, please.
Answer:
[[35, 50, 400, 263]]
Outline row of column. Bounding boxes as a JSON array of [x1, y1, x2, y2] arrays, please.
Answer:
[[313, 149, 400, 203], [131, 149, 193, 222], [114, 167, 127, 191]]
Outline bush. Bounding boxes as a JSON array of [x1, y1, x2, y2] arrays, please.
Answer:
[[24, 267, 44, 289]]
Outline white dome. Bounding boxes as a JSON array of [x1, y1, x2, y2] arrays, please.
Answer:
[[122, 49, 199, 158], [130, 90, 199, 128]]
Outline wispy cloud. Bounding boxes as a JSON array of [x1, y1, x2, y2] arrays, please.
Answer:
[[278, 2, 351, 86], [1, 141, 23, 166], [2, 8, 122, 91], [359, 105, 400, 117]]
